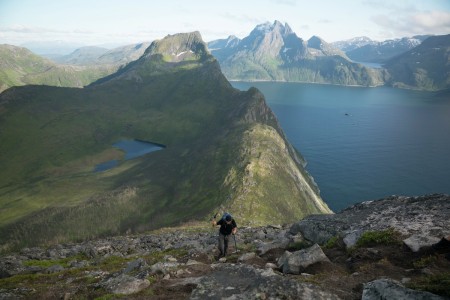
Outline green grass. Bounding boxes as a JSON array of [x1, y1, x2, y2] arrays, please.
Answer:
[[407, 273, 450, 297], [23, 254, 89, 268], [323, 236, 340, 249], [355, 228, 401, 248]]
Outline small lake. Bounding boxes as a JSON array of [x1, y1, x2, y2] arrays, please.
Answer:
[[94, 139, 164, 172], [232, 81, 450, 212]]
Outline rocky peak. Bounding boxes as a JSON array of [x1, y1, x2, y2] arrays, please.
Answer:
[[307, 35, 326, 49], [143, 31, 209, 63], [250, 20, 292, 38], [244, 21, 303, 58], [307, 35, 348, 58]]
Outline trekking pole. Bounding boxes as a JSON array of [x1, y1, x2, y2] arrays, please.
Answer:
[[210, 212, 218, 223], [232, 233, 239, 253]]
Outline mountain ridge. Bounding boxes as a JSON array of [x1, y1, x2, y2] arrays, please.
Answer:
[[384, 34, 450, 91], [0, 31, 330, 252], [208, 20, 385, 86]]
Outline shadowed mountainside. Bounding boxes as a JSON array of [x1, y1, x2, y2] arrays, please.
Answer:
[[0, 32, 330, 252]]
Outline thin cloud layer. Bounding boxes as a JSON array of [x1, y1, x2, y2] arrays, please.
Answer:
[[372, 10, 450, 37]]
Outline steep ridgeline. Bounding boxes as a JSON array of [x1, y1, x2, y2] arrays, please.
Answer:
[[208, 21, 385, 86], [384, 34, 450, 91], [0, 32, 330, 252], [0, 44, 117, 93]]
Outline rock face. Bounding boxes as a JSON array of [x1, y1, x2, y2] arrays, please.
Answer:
[[289, 194, 450, 249], [362, 279, 445, 300], [190, 264, 340, 300]]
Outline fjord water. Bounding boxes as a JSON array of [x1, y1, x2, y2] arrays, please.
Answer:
[[232, 82, 450, 211]]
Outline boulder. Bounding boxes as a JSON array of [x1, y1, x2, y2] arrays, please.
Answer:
[[190, 263, 340, 299], [343, 230, 363, 248], [102, 274, 150, 295], [256, 237, 290, 255], [122, 258, 147, 274], [45, 264, 64, 274], [403, 235, 441, 252], [0, 256, 26, 278], [238, 252, 256, 262], [362, 279, 444, 300], [277, 244, 330, 274], [149, 262, 180, 275]]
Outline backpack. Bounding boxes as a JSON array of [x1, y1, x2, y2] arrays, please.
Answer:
[[221, 212, 232, 221]]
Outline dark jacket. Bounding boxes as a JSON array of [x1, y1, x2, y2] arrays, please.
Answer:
[[216, 218, 237, 235]]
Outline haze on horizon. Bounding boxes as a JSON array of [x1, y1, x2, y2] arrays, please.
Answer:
[[1, 0, 449, 50]]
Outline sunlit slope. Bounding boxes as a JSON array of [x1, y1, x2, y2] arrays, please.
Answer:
[[0, 32, 330, 252], [0, 44, 117, 93]]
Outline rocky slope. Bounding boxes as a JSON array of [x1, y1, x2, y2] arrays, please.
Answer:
[[0, 194, 448, 299], [0, 32, 330, 252], [208, 21, 385, 86]]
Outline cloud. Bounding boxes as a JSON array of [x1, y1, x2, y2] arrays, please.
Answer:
[[372, 10, 450, 37]]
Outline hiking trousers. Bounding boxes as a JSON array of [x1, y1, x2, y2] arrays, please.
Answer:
[[218, 233, 230, 256]]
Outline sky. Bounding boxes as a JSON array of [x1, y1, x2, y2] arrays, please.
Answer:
[[1, 0, 450, 49]]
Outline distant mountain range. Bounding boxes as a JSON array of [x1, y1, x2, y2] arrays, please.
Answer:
[[208, 21, 385, 87], [52, 42, 151, 66], [1, 21, 448, 93], [208, 21, 449, 91], [0, 42, 152, 93], [0, 44, 117, 93], [333, 35, 432, 63]]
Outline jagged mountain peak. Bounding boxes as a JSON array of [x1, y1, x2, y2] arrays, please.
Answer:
[[251, 20, 293, 37]]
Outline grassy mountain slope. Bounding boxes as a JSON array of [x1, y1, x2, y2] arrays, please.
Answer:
[[0, 32, 330, 252], [0, 44, 117, 93], [384, 34, 450, 91]]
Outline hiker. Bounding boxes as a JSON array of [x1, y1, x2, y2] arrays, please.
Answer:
[[212, 213, 237, 257]]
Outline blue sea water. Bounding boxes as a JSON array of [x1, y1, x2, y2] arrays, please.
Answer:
[[232, 82, 450, 212]]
